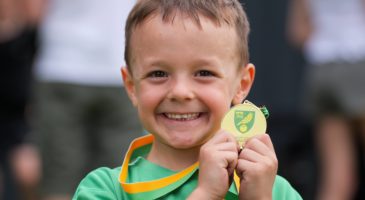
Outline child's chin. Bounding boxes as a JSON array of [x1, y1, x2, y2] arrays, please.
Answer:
[[168, 137, 205, 149]]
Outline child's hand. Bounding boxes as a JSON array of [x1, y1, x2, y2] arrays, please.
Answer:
[[189, 130, 239, 200], [236, 134, 278, 200]]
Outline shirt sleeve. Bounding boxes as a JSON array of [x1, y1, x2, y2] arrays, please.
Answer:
[[272, 175, 303, 200], [72, 167, 120, 200]]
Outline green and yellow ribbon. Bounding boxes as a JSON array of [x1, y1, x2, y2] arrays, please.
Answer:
[[119, 135, 199, 199]]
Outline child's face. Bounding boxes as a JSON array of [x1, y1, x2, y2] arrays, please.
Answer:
[[123, 14, 254, 149]]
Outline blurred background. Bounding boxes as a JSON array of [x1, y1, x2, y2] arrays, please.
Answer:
[[1, 0, 365, 200], [1, 0, 142, 200], [244, 0, 365, 200]]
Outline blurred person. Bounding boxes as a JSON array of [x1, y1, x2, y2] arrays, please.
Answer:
[[0, 0, 43, 199], [31, 0, 142, 199], [287, 0, 365, 199]]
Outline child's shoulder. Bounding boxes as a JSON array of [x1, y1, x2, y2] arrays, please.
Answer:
[[273, 175, 303, 200], [81, 167, 121, 185], [73, 167, 124, 200]]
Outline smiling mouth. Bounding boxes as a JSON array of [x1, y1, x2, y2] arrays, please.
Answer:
[[163, 113, 201, 121]]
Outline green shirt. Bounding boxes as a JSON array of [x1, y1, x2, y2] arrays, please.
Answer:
[[73, 136, 302, 200], [73, 158, 302, 200]]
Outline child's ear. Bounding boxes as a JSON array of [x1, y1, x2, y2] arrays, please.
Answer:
[[121, 67, 138, 107], [232, 63, 255, 105]]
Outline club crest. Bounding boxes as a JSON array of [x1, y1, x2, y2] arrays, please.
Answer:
[[234, 111, 255, 134]]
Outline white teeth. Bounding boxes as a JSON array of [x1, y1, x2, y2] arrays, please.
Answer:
[[165, 113, 199, 120]]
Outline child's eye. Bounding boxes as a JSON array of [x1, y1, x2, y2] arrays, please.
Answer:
[[196, 70, 214, 77], [147, 70, 168, 78]]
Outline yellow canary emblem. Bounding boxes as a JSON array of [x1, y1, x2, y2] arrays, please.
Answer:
[[221, 101, 267, 147]]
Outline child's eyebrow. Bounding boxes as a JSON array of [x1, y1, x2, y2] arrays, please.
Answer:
[[148, 60, 170, 68], [190, 58, 220, 67], [150, 58, 220, 69]]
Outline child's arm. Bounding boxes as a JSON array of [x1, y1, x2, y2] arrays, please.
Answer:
[[188, 130, 239, 200], [236, 134, 278, 200]]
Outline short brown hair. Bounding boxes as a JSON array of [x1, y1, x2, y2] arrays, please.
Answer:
[[124, 0, 250, 70]]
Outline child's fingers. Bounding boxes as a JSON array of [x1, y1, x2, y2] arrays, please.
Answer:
[[239, 147, 263, 163], [227, 155, 238, 176], [213, 151, 238, 163], [208, 130, 238, 147], [239, 147, 277, 173], [235, 159, 255, 179], [236, 154, 277, 178], [217, 151, 238, 176], [201, 132, 239, 157], [244, 137, 276, 159], [202, 142, 239, 165], [214, 142, 239, 152], [200, 136, 238, 165], [256, 134, 275, 152]]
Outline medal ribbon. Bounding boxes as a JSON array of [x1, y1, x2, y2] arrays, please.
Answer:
[[119, 135, 199, 199], [119, 134, 240, 199]]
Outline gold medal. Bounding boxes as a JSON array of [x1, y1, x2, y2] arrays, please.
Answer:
[[221, 100, 268, 147]]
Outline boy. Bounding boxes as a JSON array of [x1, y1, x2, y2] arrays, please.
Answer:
[[73, 0, 302, 199]]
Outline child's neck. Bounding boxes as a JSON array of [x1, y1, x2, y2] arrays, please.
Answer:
[[147, 141, 200, 171]]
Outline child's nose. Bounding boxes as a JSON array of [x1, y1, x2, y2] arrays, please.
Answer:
[[166, 77, 195, 102]]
